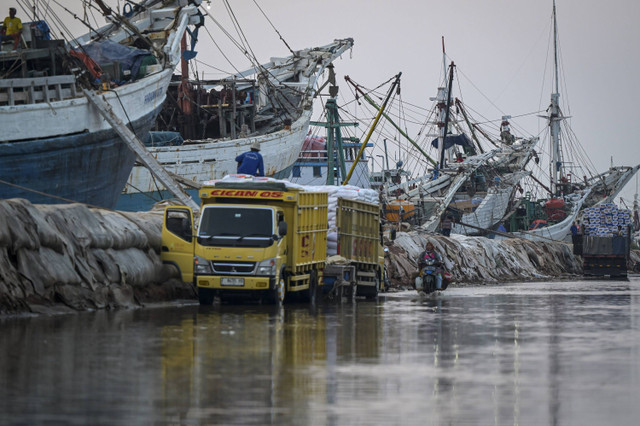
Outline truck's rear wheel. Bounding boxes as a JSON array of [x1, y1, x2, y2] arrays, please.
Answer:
[[374, 274, 381, 295], [303, 270, 319, 304], [356, 281, 378, 299], [198, 287, 215, 305], [381, 267, 390, 293]]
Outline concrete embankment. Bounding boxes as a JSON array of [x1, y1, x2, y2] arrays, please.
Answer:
[[0, 199, 193, 315], [2, 199, 631, 315]]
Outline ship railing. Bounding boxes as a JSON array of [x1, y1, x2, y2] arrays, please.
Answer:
[[0, 75, 78, 106], [297, 148, 328, 162]]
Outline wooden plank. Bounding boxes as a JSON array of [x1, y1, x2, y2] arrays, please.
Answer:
[[82, 88, 200, 212]]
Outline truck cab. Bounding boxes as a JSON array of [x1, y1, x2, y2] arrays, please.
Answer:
[[161, 181, 328, 305]]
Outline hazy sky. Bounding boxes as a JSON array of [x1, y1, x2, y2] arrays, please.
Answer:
[[35, 0, 640, 203]]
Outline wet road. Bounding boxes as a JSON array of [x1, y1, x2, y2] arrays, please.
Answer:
[[1, 278, 639, 425]]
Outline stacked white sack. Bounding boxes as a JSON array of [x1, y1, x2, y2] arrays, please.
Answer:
[[301, 184, 378, 256], [582, 203, 631, 237], [201, 176, 379, 256]]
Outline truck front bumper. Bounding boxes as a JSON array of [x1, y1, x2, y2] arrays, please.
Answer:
[[196, 275, 276, 291]]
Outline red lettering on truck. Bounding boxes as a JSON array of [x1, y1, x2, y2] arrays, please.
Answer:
[[206, 189, 285, 199], [259, 191, 283, 198], [209, 189, 259, 197]]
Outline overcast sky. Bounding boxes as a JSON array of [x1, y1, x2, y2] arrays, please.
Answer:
[[201, 0, 640, 203], [43, 0, 640, 204]]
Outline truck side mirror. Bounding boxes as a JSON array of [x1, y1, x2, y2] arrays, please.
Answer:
[[278, 221, 287, 236]]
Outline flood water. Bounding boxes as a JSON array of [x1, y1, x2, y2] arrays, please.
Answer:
[[1, 278, 640, 425]]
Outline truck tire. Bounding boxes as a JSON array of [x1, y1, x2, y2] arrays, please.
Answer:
[[198, 287, 215, 305], [382, 267, 390, 292], [276, 272, 287, 305], [356, 277, 378, 299], [268, 268, 287, 305], [303, 270, 319, 304]]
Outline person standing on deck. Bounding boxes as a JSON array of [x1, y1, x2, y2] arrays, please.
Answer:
[[235, 141, 264, 176], [571, 221, 584, 254], [1, 8, 22, 50], [570, 221, 579, 237]]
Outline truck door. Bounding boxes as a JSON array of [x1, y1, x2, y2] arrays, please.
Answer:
[[161, 206, 195, 283]]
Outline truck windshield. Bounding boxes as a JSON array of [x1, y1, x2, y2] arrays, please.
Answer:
[[198, 206, 274, 248]]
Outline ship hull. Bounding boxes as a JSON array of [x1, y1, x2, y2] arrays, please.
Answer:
[[0, 106, 160, 208], [0, 1, 201, 209], [0, 68, 175, 208]]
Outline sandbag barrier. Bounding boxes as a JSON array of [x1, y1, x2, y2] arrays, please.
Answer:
[[1, 198, 633, 315], [0, 199, 195, 315], [384, 231, 584, 288]]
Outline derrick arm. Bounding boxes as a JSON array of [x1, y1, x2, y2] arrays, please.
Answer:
[[342, 73, 402, 185], [345, 76, 437, 167]]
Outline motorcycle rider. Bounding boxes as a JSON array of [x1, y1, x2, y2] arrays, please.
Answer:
[[417, 241, 443, 290]]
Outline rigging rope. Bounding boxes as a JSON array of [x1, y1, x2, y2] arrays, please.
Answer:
[[251, 0, 295, 56]]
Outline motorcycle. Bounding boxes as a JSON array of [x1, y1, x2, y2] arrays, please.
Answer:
[[415, 258, 451, 294]]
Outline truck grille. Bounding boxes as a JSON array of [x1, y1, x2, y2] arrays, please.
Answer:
[[211, 262, 256, 275]]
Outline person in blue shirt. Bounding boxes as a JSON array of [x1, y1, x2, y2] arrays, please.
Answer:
[[235, 141, 264, 176], [570, 221, 578, 236]]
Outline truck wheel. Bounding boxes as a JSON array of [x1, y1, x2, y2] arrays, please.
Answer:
[[356, 280, 378, 299], [198, 287, 214, 305], [271, 270, 287, 305], [382, 267, 390, 293], [303, 270, 319, 304]]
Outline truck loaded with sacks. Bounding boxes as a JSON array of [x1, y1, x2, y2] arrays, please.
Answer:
[[160, 176, 385, 304], [324, 191, 386, 299], [578, 203, 633, 278]]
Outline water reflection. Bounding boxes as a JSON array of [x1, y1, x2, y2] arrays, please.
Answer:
[[0, 280, 639, 425], [155, 302, 386, 424]]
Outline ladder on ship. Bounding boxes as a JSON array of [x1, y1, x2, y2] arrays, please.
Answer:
[[82, 88, 200, 212]]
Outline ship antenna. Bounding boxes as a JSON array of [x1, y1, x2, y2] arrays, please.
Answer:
[[553, 0, 560, 95], [442, 36, 447, 83]]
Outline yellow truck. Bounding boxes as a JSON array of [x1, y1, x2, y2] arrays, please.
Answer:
[[161, 181, 328, 305], [324, 198, 386, 299]]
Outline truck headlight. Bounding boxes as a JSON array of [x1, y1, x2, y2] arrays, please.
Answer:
[[256, 258, 277, 276], [194, 256, 213, 274]]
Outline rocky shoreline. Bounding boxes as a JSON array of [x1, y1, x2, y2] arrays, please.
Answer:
[[0, 199, 635, 316]]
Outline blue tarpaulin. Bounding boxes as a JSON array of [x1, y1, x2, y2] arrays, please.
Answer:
[[77, 40, 153, 81], [431, 133, 472, 150]]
